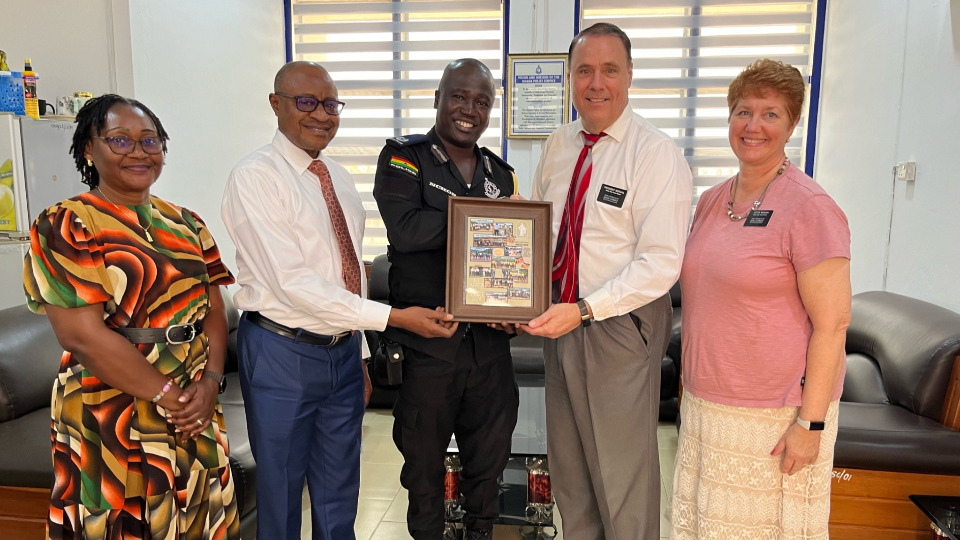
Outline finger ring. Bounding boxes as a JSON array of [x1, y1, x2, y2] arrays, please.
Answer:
[[196, 419, 203, 426]]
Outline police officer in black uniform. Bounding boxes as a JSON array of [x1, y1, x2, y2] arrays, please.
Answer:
[[373, 59, 520, 540]]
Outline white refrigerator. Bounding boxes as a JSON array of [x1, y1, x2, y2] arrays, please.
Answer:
[[0, 113, 84, 236]]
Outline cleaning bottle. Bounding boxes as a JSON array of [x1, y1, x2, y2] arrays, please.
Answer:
[[22, 58, 39, 119]]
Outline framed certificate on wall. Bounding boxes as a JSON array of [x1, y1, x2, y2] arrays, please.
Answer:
[[506, 53, 570, 138], [445, 197, 552, 322]]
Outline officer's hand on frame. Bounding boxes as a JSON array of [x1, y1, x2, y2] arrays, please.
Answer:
[[432, 306, 458, 330], [509, 194, 527, 201], [487, 321, 523, 335], [389, 306, 458, 339], [520, 303, 581, 339]]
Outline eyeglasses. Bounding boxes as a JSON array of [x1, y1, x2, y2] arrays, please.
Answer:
[[95, 135, 164, 155], [274, 92, 345, 116]]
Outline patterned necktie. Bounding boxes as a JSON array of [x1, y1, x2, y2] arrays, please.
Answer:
[[308, 159, 362, 296], [552, 131, 605, 304]]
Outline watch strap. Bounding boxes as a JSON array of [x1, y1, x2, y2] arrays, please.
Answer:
[[796, 417, 825, 431], [202, 370, 226, 394], [576, 299, 592, 327]]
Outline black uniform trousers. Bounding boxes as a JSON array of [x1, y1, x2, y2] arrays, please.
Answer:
[[392, 329, 519, 538]]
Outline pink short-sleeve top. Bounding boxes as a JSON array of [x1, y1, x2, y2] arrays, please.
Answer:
[[680, 164, 850, 408]]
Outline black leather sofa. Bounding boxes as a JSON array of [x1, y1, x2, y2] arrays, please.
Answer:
[[364, 253, 682, 419], [0, 289, 257, 539], [828, 291, 960, 539]]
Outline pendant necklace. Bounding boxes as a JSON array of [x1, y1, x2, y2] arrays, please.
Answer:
[[97, 188, 153, 241], [727, 158, 790, 221]]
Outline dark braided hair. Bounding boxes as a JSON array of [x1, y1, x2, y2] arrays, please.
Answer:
[[70, 94, 170, 188]]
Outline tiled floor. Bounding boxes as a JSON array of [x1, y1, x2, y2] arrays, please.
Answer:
[[298, 409, 679, 539]]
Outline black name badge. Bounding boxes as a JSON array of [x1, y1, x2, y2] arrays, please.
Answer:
[[744, 209, 773, 227], [598, 184, 627, 208]]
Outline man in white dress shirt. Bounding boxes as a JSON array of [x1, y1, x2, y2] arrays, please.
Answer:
[[523, 24, 693, 540], [221, 61, 456, 540]]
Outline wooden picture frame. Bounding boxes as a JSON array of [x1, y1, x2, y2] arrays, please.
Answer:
[[446, 197, 552, 323], [506, 53, 571, 139]]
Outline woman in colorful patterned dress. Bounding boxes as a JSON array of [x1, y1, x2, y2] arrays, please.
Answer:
[[23, 94, 240, 539]]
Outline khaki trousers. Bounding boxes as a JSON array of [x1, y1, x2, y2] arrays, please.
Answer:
[[544, 294, 672, 540]]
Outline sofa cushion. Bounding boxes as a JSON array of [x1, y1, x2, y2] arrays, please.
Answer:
[[0, 407, 53, 488], [0, 306, 62, 422], [841, 353, 889, 405], [834, 402, 960, 475]]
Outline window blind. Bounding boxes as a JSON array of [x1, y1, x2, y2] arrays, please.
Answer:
[[580, 0, 818, 203], [291, 0, 505, 261]]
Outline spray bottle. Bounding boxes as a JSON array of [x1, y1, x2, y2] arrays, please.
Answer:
[[22, 58, 38, 119]]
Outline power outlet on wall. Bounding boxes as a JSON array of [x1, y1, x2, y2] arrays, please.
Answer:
[[895, 161, 917, 182]]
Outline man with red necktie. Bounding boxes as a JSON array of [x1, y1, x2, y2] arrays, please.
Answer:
[[524, 23, 693, 540], [221, 61, 457, 540]]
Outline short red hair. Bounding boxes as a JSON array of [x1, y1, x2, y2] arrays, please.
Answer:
[[727, 59, 805, 125]]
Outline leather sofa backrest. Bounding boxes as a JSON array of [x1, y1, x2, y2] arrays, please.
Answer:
[[0, 305, 62, 422], [845, 291, 960, 421], [669, 281, 682, 308], [369, 253, 391, 302], [221, 286, 241, 374]]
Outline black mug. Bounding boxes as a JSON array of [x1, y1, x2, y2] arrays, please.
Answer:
[[37, 99, 55, 116]]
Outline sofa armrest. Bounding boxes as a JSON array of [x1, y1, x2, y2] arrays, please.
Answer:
[[942, 355, 960, 430]]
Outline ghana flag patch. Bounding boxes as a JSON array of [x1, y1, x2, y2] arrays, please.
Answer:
[[389, 156, 419, 177]]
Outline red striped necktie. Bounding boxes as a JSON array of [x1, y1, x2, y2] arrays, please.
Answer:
[[552, 131, 605, 304], [308, 159, 362, 296]]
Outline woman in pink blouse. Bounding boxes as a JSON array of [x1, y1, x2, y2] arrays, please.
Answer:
[[670, 59, 851, 539]]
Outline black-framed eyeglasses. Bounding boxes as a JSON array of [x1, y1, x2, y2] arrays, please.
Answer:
[[274, 92, 345, 116], [95, 135, 164, 155]]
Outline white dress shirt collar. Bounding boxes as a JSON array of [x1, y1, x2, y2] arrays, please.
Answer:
[[578, 104, 634, 143], [271, 129, 322, 176]]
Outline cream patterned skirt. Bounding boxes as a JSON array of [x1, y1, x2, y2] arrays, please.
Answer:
[[670, 393, 840, 540]]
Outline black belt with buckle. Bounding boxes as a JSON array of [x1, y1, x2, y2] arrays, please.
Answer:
[[113, 321, 203, 345], [246, 311, 352, 347]]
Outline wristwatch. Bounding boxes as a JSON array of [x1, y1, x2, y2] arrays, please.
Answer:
[[202, 370, 227, 394], [796, 417, 825, 431], [576, 299, 592, 327]]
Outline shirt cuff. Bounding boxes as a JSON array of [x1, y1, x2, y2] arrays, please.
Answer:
[[584, 288, 615, 322], [358, 298, 392, 332]]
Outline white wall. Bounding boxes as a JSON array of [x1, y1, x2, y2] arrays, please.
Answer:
[[0, 0, 283, 309], [125, 1, 285, 269], [505, 0, 575, 197], [0, 0, 118, 111], [815, 0, 960, 312]]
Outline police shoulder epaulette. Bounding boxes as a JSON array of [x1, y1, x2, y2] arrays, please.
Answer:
[[386, 134, 430, 148], [480, 147, 514, 172]]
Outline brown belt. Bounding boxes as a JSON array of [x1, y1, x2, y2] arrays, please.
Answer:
[[113, 322, 202, 344], [246, 311, 352, 347]]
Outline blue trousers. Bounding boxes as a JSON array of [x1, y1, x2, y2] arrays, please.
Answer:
[[237, 314, 364, 540]]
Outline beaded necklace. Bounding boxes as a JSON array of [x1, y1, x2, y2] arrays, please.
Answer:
[[727, 157, 790, 221]]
